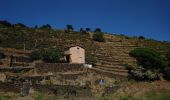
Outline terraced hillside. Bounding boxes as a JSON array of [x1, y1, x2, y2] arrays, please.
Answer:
[[0, 24, 170, 79]]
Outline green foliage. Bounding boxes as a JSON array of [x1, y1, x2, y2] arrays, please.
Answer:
[[165, 51, 170, 67], [66, 24, 74, 31], [42, 48, 63, 63], [35, 94, 44, 100], [129, 48, 165, 81], [140, 90, 170, 100], [163, 67, 170, 79], [40, 24, 51, 30], [80, 28, 87, 34], [131, 69, 159, 81], [138, 36, 145, 39], [163, 51, 170, 80], [13, 23, 27, 28], [30, 48, 64, 63], [0, 20, 12, 27], [86, 55, 97, 65], [94, 28, 101, 32], [86, 28, 91, 32], [30, 48, 44, 61], [0, 96, 12, 100], [129, 47, 165, 69], [119, 96, 129, 100], [93, 32, 105, 42], [0, 52, 5, 59]]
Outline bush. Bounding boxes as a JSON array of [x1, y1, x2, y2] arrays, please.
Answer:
[[40, 24, 51, 30], [30, 48, 64, 63], [94, 28, 101, 32], [86, 55, 97, 65], [13, 23, 27, 28], [165, 51, 170, 67], [66, 24, 74, 31], [42, 48, 64, 63], [30, 48, 45, 61], [0, 52, 5, 59], [129, 47, 165, 81], [0, 20, 12, 27], [163, 67, 170, 80], [130, 68, 159, 81], [138, 36, 145, 39], [129, 47, 165, 70], [163, 51, 170, 80], [93, 32, 105, 42]]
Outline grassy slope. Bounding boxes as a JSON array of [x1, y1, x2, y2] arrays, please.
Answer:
[[1, 25, 170, 99], [0, 24, 170, 77]]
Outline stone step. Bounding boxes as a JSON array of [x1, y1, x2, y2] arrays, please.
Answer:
[[97, 58, 136, 63], [95, 64, 126, 69], [94, 66, 128, 73], [90, 67, 128, 79]]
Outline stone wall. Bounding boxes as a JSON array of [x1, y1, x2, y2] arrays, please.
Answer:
[[35, 63, 84, 73], [33, 84, 92, 98]]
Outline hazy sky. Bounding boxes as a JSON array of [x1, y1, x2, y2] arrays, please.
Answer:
[[0, 0, 170, 41]]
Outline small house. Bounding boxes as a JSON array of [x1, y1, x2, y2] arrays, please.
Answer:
[[64, 46, 85, 64]]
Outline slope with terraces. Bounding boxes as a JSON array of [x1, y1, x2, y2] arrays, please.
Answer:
[[89, 36, 139, 79], [0, 24, 170, 80], [88, 34, 170, 79]]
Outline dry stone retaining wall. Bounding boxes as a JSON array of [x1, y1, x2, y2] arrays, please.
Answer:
[[35, 63, 84, 73]]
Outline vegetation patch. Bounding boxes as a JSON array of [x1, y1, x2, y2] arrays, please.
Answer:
[[129, 47, 165, 81], [30, 48, 64, 63]]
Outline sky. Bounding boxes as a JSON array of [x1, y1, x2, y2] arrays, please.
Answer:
[[0, 0, 170, 41]]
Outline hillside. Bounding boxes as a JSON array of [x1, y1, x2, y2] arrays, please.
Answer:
[[0, 24, 170, 78]]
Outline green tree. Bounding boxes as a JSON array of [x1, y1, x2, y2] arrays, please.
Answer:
[[30, 48, 45, 61], [86, 55, 97, 65], [0, 20, 12, 27], [66, 24, 74, 31], [129, 47, 165, 69], [94, 28, 101, 32], [138, 36, 145, 39], [166, 51, 170, 67], [0, 52, 5, 59], [40, 24, 51, 29], [80, 28, 84, 32], [13, 23, 27, 28], [30, 48, 63, 63], [86, 28, 91, 32], [93, 32, 105, 42], [42, 48, 63, 63], [129, 47, 165, 81], [163, 51, 170, 79]]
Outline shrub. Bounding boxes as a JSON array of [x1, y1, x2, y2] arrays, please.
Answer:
[[163, 51, 170, 80], [42, 48, 64, 63], [0, 20, 12, 27], [86, 28, 91, 32], [66, 24, 74, 31], [40, 24, 51, 30], [30, 48, 64, 63], [130, 68, 159, 81], [86, 55, 97, 65], [0, 52, 5, 59], [30, 48, 45, 61], [13, 23, 27, 28], [165, 51, 170, 67], [138, 36, 145, 39], [93, 32, 105, 42], [129, 47, 165, 70], [94, 28, 101, 32], [129, 47, 165, 81], [163, 67, 170, 80]]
